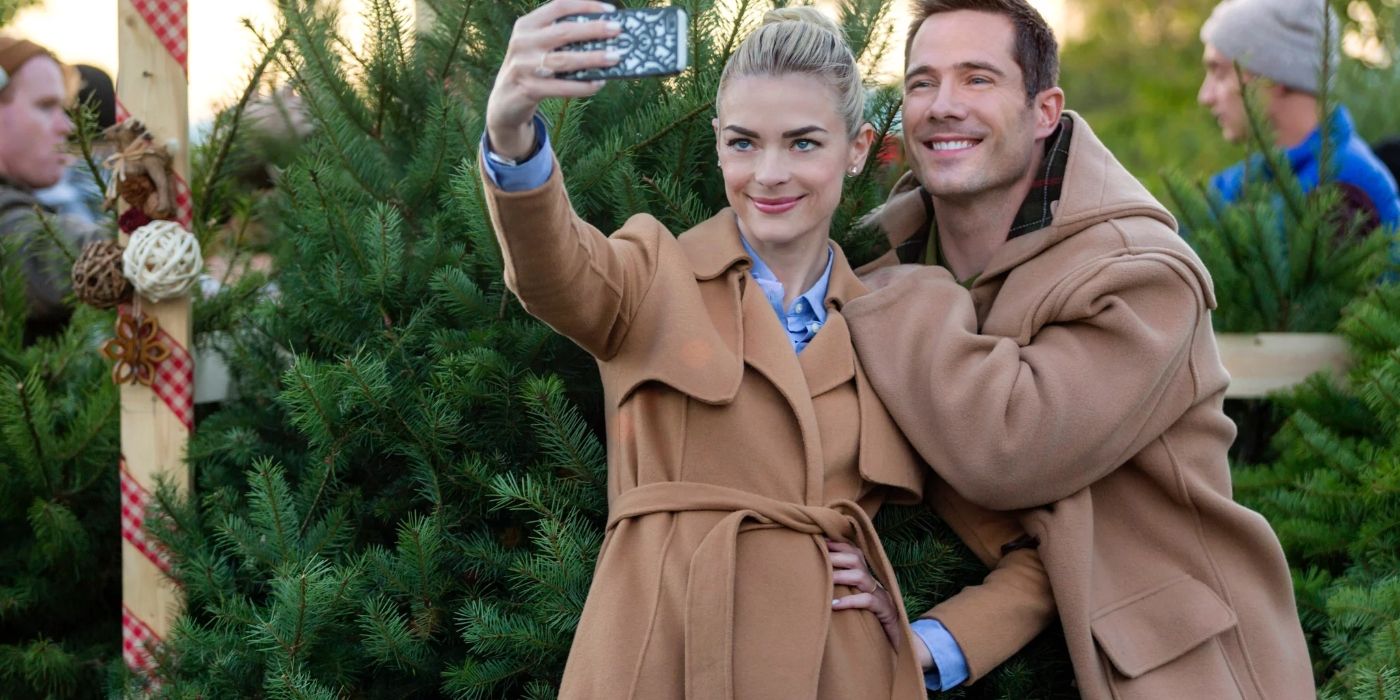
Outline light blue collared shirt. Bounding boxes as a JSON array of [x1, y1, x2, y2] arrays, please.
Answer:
[[482, 118, 969, 689], [739, 235, 830, 353], [912, 618, 971, 690]]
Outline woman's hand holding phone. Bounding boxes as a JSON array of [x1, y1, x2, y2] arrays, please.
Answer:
[[485, 0, 622, 161]]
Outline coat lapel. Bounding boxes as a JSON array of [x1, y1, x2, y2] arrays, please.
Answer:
[[682, 215, 833, 504], [800, 244, 861, 397]]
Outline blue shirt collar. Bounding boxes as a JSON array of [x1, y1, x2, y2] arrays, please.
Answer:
[[739, 235, 832, 326]]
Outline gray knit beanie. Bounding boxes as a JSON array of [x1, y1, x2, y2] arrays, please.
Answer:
[[1201, 0, 1339, 94]]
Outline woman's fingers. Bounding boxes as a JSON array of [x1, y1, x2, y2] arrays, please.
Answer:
[[832, 591, 879, 610], [831, 568, 879, 593], [518, 0, 618, 31], [537, 49, 621, 77], [833, 592, 903, 647], [527, 17, 623, 53], [827, 550, 868, 572]]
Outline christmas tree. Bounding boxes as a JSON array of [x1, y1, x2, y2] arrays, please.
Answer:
[[145, 1, 1071, 697], [0, 234, 121, 698], [1232, 282, 1400, 698]]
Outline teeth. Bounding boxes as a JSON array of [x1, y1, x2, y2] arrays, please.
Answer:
[[930, 140, 977, 151]]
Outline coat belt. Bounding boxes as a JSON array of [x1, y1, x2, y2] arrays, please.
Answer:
[[607, 481, 921, 700]]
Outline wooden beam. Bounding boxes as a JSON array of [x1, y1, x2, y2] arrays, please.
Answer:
[[1217, 332, 1351, 398], [117, 0, 190, 673], [415, 0, 436, 33]]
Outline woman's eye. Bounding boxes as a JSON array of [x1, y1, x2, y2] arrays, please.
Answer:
[[793, 139, 819, 151], [727, 138, 753, 151]]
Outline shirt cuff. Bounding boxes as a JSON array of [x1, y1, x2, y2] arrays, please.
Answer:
[[911, 618, 970, 691], [480, 113, 554, 192]]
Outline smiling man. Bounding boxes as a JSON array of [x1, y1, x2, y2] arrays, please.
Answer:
[[843, 1, 1314, 698], [1, 36, 105, 341]]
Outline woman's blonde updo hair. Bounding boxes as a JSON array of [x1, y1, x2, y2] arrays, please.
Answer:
[[718, 7, 866, 139]]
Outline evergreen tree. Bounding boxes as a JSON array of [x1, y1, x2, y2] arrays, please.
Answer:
[[0, 85, 126, 695], [148, 1, 1071, 697], [0, 242, 121, 698], [1232, 282, 1400, 698]]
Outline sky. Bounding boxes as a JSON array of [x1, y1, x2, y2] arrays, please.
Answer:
[[6, 0, 1074, 130]]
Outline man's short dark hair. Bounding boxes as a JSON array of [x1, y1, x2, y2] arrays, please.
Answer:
[[905, 0, 1060, 100]]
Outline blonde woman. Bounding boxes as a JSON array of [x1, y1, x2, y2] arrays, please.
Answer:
[[481, 2, 1055, 697]]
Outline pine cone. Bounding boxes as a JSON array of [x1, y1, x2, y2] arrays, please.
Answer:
[[117, 173, 157, 213]]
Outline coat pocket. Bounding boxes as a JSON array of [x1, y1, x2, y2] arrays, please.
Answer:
[[1091, 574, 1238, 680]]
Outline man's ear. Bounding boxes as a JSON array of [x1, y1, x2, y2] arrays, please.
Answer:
[[1033, 87, 1065, 139]]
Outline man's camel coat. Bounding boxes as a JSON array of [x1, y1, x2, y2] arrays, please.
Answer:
[[845, 112, 1314, 700], [481, 159, 1055, 699]]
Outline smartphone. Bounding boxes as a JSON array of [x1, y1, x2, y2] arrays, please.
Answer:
[[554, 7, 689, 81]]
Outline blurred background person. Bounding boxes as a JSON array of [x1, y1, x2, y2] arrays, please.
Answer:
[[1197, 0, 1400, 231], [1, 36, 106, 342], [34, 63, 115, 224]]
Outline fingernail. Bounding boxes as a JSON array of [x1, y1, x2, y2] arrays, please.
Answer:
[[604, 49, 622, 62], [600, 2, 616, 11], [832, 599, 841, 606], [607, 20, 622, 31], [592, 80, 606, 87]]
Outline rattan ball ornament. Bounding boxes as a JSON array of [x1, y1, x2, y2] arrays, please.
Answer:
[[71, 240, 132, 309], [123, 220, 203, 302]]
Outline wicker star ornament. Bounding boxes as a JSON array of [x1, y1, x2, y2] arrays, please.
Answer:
[[101, 311, 171, 386]]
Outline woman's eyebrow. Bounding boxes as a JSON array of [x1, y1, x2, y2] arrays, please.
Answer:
[[722, 125, 828, 139]]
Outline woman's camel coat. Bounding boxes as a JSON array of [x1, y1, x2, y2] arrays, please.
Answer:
[[481, 159, 1055, 699]]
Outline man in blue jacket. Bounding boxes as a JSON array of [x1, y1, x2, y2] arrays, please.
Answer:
[[1197, 0, 1400, 232]]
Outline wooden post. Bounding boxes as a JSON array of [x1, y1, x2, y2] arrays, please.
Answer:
[[415, 0, 437, 33], [1218, 332, 1352, 398], [117, 0, 192, 680]]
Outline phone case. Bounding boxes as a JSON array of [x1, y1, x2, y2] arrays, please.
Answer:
[[554, 7, 689, 81]]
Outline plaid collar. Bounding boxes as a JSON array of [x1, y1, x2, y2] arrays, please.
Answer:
[[895, 115, 1075, 278]]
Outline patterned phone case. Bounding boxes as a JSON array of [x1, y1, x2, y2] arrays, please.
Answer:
[[555, 7, 689, 81]]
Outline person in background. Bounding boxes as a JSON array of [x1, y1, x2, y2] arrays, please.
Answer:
[[0, 36, 106, 342], [35, 64, 116, 224], [1197, 0, 1400, 231], [846, 0, 1315, 697]]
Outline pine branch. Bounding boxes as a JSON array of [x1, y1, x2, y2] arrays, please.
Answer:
[[195, 23, 288, 231]]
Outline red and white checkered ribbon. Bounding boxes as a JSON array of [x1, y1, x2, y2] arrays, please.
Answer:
[[121, 459, 173, 575], [173, 173, 193, 229], [152, 323, 194, 430], [131, 0, 188, 73], [115, 305, 195, 431], [122, 603, 163, 677]]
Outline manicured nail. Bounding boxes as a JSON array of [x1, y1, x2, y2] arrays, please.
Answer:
[[605, 49, 622, 61], [607, 20, 622, 31], [600, 3, 616, 11]]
